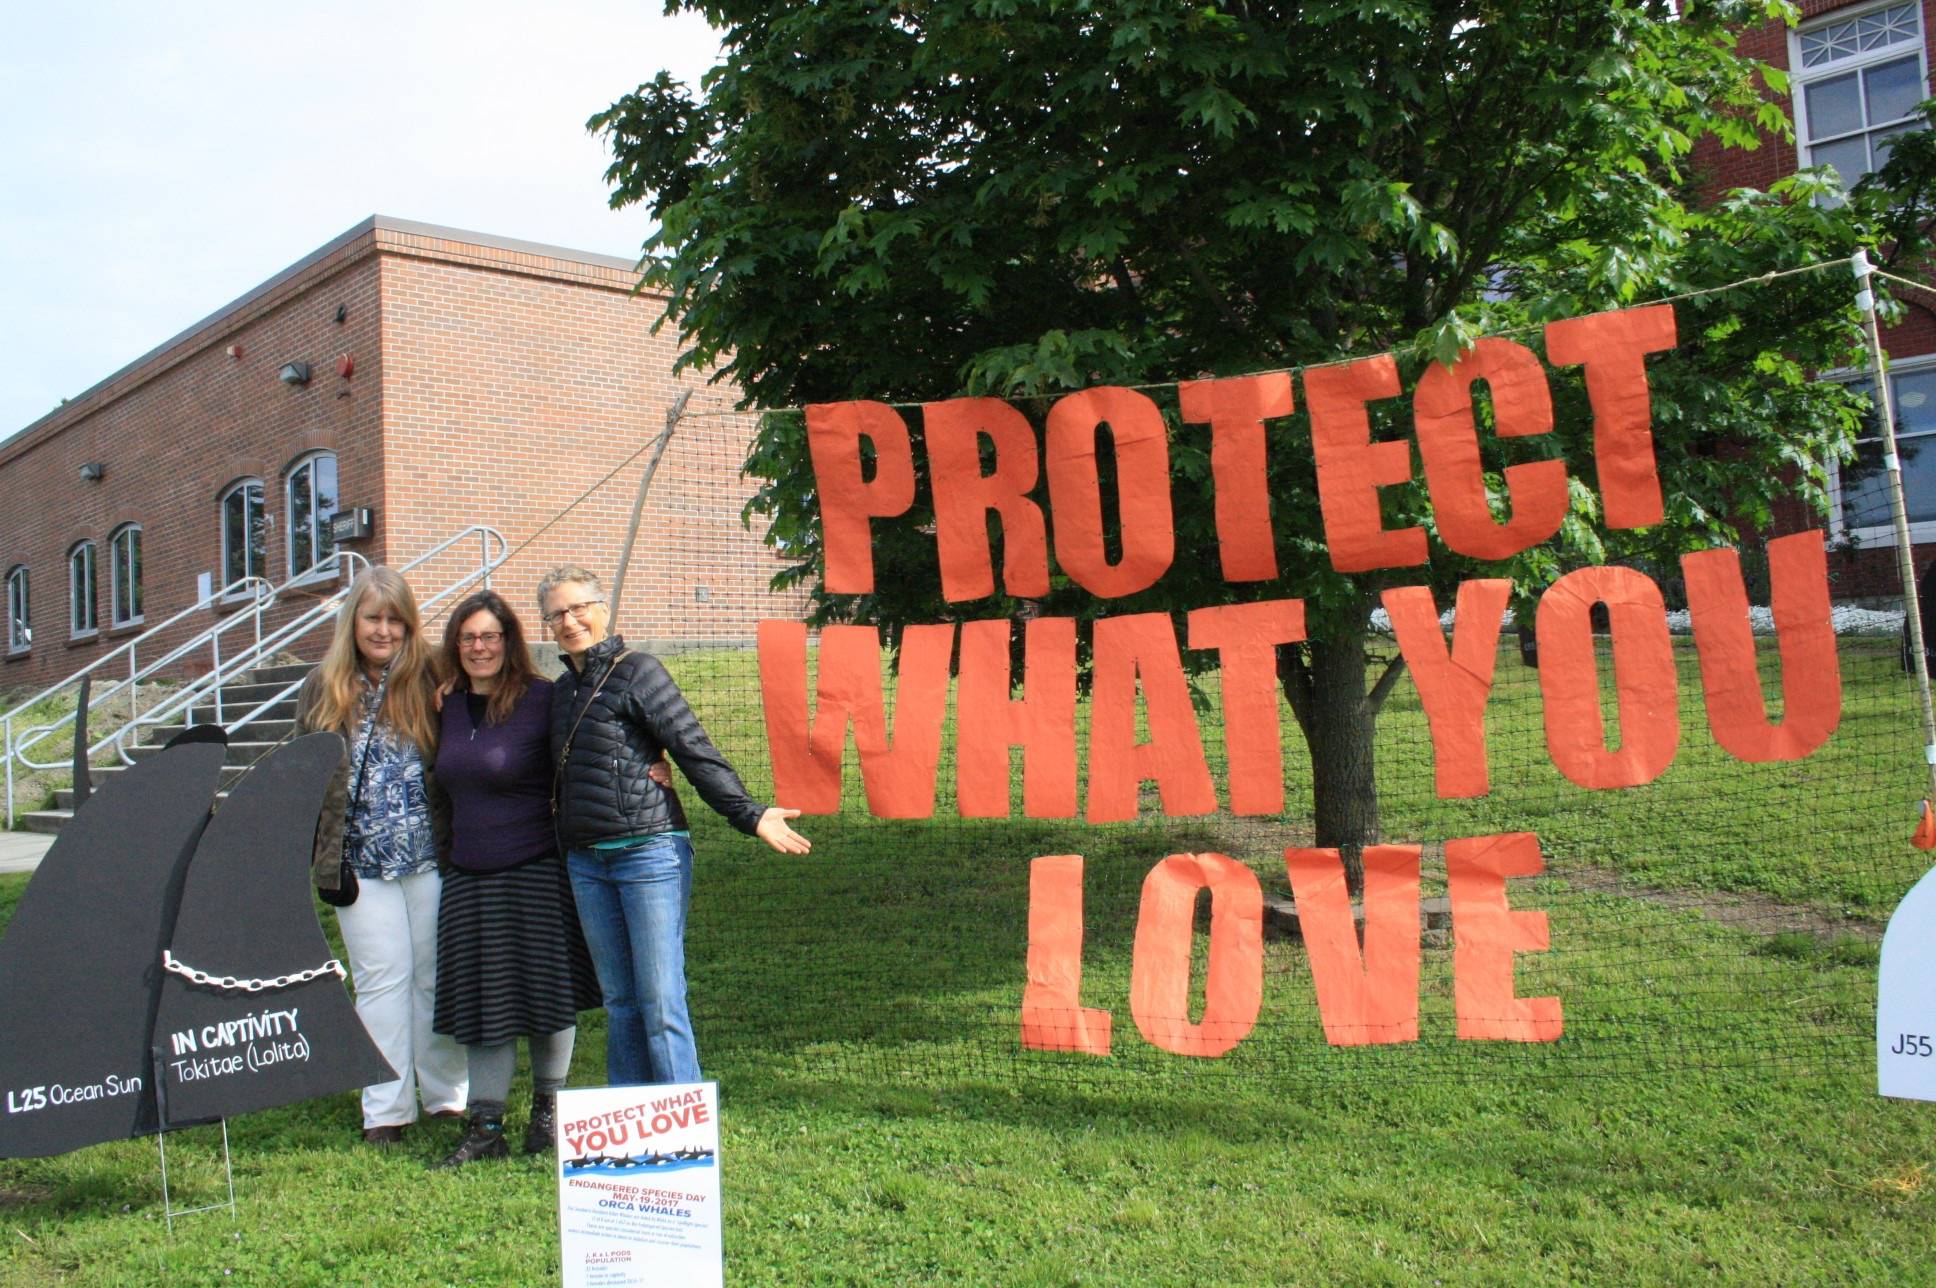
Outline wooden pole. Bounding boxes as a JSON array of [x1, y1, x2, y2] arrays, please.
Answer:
[[609, 390, 692, 627], [1854, 250, 1936, 799]]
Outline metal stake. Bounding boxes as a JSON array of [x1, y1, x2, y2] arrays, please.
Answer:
[[152, 1045, 236, 1233]]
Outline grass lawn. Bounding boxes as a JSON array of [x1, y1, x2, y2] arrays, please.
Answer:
[[3, 637, 1935, 1283]]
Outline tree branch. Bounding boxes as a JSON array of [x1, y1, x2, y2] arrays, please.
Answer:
[[1365, 651, 1409, 716], [1178, 240, 1250, 333]]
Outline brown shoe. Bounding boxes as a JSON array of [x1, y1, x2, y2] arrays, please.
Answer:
[[427, 1108, 466, 1122], [362, 1125, 406, 1146]]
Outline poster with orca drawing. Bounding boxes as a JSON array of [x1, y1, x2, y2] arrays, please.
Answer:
[[556, 1081, 723, 1288], [0, 726, 391, 1158]]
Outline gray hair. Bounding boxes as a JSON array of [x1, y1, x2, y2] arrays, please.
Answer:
[[535, 564, 604, 614]]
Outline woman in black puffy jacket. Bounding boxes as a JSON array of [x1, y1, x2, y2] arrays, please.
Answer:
[[538, 564, 809, 1086]]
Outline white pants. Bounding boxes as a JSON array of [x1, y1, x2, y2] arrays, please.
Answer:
[[335, 868, 468, 1127]]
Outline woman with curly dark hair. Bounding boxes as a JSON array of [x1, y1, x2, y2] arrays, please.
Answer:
[[428, 588, 601, 1166]]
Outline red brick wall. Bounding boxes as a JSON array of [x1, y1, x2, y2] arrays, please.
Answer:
[[1695, 0, 1936, 206], [0, 219, 811, 701], [0, 245, 385, 694], [374, 233, 804, 651], [1701, 2, 1936, 595]]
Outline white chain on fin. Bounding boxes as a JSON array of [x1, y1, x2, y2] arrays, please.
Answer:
[[161, 949, 346, 993]]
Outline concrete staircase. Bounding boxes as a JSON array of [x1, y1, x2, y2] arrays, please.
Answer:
[[19, 661, 313, 834]]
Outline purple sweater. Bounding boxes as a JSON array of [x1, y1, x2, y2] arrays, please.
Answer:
[[434, 677, 556, 872]]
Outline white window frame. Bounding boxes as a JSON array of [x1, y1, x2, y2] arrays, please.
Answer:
[[68, 540, 97, 639], [219, 477, 266, 598], [284, 451, 340, 583], [6, 565, 27, 654], [1827, 352, 1936, 546], [109, 522, 143, 627], [1789, 2, 1930, 192]]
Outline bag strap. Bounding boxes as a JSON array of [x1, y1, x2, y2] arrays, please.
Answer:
[[342, 665, 392, 862], [552, 650, 634, 821]]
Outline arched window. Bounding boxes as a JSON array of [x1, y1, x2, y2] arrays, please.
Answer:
[[285, 452, 339, 578], [68, 541, 97, 637], [5, 566, 27, 653], [109, 523, 143, 626], [219, 478, 266, 587]]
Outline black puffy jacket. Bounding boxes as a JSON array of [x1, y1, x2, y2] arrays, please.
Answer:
[[550, 635, 766, 848]]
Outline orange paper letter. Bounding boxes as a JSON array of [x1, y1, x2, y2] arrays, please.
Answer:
[[1536, 565, 1680, 789], [1129, 853, 1264, 1057], [1446, 832, 1562, 1042], [1543, 304, 1677, 530], [756, 621, 952, 817], [1413, 338, 1567, 559], [1177, 373, 1293, 582], [1186, 599, 1307, 814], [923, 396, 1051, 602], [1382, 580, 1512, 798], [1045, 386, 1175, 597], [1088, 613, 1218, 822], [956, 617, 1079, 818], [805, 400, 918, 593], [1021, 855, 1112, 1055], [1306, 355, 1427, 573], [1682, 530, 1841, 762], [1284, 845, 1422, 1045]]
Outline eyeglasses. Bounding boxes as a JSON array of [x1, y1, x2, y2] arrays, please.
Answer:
[[459, 631, 504, 648], [541, 599, 605, 626]]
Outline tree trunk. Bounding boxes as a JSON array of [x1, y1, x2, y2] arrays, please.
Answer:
[[1278, 627, 1404, 897]]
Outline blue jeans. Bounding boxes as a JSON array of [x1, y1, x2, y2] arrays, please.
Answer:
[[567, 835, 699, 1086]]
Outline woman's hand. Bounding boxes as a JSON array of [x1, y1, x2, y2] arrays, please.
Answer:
[[432, 677, 457, 712], [754, 807, 811, 854], [648, 758, 673, 788]]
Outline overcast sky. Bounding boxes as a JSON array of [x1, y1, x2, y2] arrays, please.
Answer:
[[0, 1, 722, 436]]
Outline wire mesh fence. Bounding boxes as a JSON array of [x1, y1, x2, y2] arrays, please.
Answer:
[[566, 271, 1934, 1092]]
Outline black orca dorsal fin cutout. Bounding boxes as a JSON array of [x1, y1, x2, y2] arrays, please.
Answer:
[[0, 740, 226, 1158], [153, 731, 392, 1126]]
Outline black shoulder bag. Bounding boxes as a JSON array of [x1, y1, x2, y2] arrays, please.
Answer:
[[321, 667, 390, 909]]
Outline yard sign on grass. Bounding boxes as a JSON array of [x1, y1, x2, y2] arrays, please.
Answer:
[[555, 1082, 722, 1288]]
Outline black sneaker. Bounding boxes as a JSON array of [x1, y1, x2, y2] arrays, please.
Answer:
[[432, 1116, 507, 1168], [524, 1093, 557, 1156]]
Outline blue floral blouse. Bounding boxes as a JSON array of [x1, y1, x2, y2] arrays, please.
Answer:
[[343, 681, 438, 881]]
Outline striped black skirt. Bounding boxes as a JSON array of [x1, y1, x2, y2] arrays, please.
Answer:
[[433, 855, 602, 1047]]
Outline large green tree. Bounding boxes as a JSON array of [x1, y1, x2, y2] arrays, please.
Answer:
[[596, 0, 1928, 885]]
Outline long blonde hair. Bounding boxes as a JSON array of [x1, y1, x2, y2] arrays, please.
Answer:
[[310, 566, 439, 754]]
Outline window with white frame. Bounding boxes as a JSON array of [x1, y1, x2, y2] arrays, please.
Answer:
[[220, 478, 266, 588], [286, 452, 339, 578], [1793, 3, 1928, 191], [68, 540, 96, 637], [1834, 357, 1936, 543], [109, 523, 142, 626], [6, 566, 26, 653]]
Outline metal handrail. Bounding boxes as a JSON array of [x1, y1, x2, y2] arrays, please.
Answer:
[[0, 574, 272, 739], [4, 529, 501, 826], [113, 526, 507, 756], [4, 552, 370, 775]]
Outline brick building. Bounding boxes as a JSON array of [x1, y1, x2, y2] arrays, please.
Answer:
[[0, 216, 801, 693], [1698, 1, 1936, 596]]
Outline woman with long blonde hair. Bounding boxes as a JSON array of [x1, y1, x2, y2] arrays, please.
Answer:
[[296, 566, 467, 1144]]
